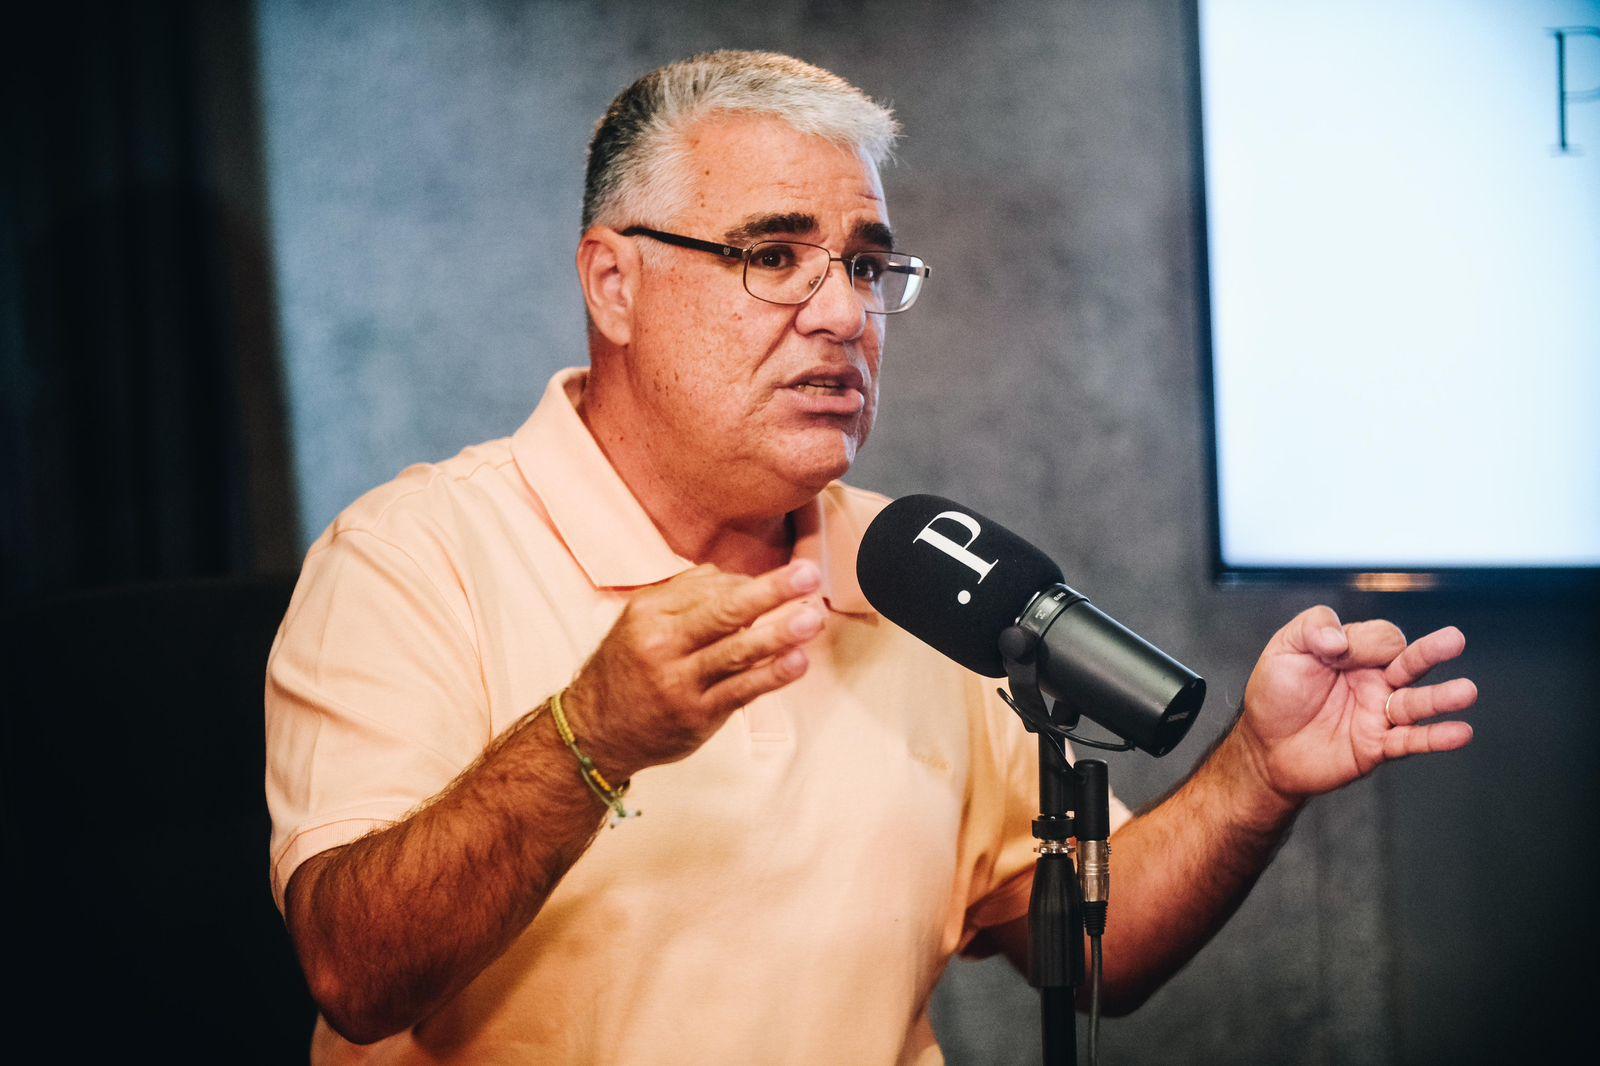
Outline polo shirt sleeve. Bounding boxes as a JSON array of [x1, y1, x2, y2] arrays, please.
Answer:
[[956, 683, 1134, 956], [265, 524, 492, 913]]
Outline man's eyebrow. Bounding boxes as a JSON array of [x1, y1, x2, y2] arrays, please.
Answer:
[[851, 220, 895, 250], [722, 212, 896, 251], [723, 212, 818, 245]]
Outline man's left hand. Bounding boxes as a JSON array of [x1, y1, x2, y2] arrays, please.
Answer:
[[1237, 606, 1477, 801]]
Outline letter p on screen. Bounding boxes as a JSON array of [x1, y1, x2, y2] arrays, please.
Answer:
[[1553, 26, 1600, 154]]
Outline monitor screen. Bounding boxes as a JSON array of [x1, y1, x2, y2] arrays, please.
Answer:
[[1196, 0, 1600, 584]]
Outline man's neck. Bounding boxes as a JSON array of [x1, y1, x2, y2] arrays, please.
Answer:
[[668, 512, 795, 577], [574, 372, 796, 577]]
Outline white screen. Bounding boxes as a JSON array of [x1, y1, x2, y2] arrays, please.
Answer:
[[1200, 0, 1600, 569]]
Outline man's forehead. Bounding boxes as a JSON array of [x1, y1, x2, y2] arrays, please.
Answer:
[[679, 113, 889, 233]]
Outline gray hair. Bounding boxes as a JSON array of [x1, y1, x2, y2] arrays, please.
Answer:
[[582, 50, 899, 232]]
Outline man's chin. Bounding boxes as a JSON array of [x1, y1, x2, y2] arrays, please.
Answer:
[[776, 432, 860, 492]]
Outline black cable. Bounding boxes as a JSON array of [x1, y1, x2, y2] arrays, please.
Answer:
[[1088, 934, 1103, 1066]]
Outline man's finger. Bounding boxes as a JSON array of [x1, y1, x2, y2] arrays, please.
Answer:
[[693, 605, 824, 684], [1382, 720, 1474, 761], [1384, 677, 1478, 725], [703, 647, 809, 713], [679, 560, 821, 646], [1285, 605, 1344, 656], [1383, 625, 1466, 689], [1322, 619, 1406, 669]]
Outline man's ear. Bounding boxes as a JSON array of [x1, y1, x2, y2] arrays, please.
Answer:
[[577, 226, 640, 347]]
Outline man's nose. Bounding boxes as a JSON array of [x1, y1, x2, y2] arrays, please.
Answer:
[[796, 259, 868, 339]]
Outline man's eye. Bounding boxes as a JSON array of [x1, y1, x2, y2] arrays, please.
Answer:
[[750, 244, 799, 270], [851, 254, 888, 284]]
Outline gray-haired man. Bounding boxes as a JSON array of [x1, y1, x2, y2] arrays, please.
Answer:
[[268, 51, 1475, 1063]]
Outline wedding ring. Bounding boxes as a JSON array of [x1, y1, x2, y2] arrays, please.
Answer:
[[1384, 691, 1400, 727]]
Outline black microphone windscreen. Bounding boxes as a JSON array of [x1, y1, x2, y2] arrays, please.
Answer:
[[857, 494, 1063, 677]]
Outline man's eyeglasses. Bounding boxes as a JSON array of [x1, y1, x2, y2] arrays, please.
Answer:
[[621, 227, 930, 315]]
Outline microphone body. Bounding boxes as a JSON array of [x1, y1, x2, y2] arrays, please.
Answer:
[[857, 494, 1205, 757]]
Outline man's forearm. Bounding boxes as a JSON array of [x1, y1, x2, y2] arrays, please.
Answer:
[[285, 701, 607, 1044], [281, 560, 825, 1044], [1096, 719, 1303, 1012]]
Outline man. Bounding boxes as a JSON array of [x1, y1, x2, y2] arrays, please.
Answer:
[[265, 51, 1476, 1063]]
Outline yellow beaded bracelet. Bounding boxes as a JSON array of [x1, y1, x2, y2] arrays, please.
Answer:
[[549, 689, 638, 825]]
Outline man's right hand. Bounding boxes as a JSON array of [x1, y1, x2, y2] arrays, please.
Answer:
[[560, 559, 825, 780]]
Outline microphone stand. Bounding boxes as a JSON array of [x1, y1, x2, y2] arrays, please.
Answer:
[[998, 628, 1116, 1066], [1032, 732, 1085, 1066]]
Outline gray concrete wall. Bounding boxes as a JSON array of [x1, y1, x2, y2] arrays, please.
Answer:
[[255, 2, 1598, 1061]]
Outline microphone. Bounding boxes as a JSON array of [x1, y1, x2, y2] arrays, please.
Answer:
[[856, 494, 1205, 757]]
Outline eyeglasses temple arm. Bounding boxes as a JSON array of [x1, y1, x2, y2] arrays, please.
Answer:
[[620, 227, 745, 261]]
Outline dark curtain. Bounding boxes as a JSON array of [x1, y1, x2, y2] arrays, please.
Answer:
[[1, 5, 315, 1054], [1, 0, 298, 602]]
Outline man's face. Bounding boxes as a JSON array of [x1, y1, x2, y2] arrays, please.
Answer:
[[622, 113, 891, 511]]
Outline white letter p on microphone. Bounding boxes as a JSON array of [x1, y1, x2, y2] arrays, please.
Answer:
[[912, 512, 999, 603]]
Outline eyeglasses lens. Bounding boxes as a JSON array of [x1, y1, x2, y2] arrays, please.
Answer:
[[743, 242, 923, 313]]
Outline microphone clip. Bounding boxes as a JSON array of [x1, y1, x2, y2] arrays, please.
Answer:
[[998, 624, 1133, 757]]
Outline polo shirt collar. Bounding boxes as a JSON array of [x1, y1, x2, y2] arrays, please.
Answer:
[[512, 368, 876, 617]]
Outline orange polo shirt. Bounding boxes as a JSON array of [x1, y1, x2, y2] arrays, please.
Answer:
[[265, 368, 1130, 1064]]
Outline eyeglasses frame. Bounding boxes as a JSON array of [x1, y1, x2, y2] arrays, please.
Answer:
[[619, 226, 931, 314]]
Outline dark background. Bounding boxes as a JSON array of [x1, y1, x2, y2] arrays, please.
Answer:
[[4, 2, 1596, 1062]]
